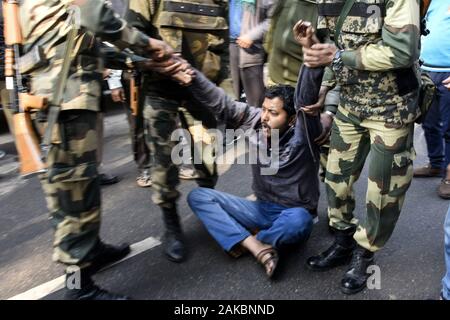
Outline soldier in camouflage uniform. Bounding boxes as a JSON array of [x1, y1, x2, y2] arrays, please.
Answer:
[[19, 0, 180, 299], [126, 0, 229, 263], [303, 0, 421, 294]]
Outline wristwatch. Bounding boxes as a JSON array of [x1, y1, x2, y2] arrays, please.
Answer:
[[331, 49, 344, 72]]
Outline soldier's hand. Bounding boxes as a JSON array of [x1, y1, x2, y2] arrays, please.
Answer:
[[111, 88, 126, 103], [137, 57, 194, 86], [301, 86, 329, 116], [147, 38, 174, 61], [304, 44, 338, 68], [237, 36, 254, 49], [315, 112, 333, 146], [444, 76, 450, 90]]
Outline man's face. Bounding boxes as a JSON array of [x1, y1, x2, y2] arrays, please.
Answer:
[[261, 97, 294, 138]]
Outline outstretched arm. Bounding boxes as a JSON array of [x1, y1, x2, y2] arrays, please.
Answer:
[[187, 71, 261, 131]]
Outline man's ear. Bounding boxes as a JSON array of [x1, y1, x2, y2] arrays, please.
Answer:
[[289, 115, 296, 127]]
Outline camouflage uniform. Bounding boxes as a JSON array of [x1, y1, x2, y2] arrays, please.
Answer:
[[19, 0, 152, 268], [126, 0, 229, 209], [318, 0, 421, 251]]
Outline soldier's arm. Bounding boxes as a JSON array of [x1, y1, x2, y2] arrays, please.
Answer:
[[70, 0, 171, 59], [187, 71, 261, 131], [69, 0, 149, 51], [341, 0, 420, 71], [124, 0, 160, 36]]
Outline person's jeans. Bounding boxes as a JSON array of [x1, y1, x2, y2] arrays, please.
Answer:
[[187, 188, 313, 251], [443, 205, 450, 300], [422, 71, 450, 170]]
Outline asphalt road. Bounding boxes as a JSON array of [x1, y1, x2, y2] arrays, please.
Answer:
[[0, 110, 448, 300]]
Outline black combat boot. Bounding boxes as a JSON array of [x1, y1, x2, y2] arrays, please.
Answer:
[[64, 268, 130, 300], [162, 206, 186, 263], [89, 241, 131, 274], [306, 227, 356, 271], [341, 245, 374, 295]]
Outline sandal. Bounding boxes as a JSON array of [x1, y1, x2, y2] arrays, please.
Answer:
[[136, 170, 152, 188], [255, 247, 279, 278], [227, 245, 248, 259]]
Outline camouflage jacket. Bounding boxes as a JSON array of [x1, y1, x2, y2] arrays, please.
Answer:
[[126, 0, 229, 96], [20, 0, 151, 112], [318, 0, 421, 124], [266, 0, 317, 86]]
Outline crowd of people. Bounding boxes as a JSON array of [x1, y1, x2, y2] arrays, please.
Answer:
[[0, 0, 449, 300]]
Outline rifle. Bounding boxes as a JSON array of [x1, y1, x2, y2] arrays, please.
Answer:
[[3, 0, 47, 177], [129, 70, 141, 117]]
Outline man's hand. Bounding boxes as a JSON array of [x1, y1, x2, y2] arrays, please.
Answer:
[[444, 76, 450, 90], [147, 38, 174, 61], [136, 57, 183, 75], [237, 35, 254, 49], [293, 20, 319, 49], [136, 56, 195, 86], [111, 88, 126, 103], [304, 44, 338, 68], [315, 112, 334, 146], [103, 69, 112, 80], [301, 86, 330, 116]]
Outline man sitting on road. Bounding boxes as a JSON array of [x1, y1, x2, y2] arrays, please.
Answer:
[[184, 60, 325, 278]]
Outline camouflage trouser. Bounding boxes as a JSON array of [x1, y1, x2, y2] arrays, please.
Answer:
[[319, 86, 341, 181], [122, 77, 152, 171], [325, 106, 415, 252], [144, 96, 218, 209], [39, 110, 101, 267], [0, 81, 14, 135]]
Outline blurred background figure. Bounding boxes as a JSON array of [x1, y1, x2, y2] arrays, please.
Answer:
[[106, 68, 153, 187], [0, 5, 13, 160], [415, 1, 450, 199], [229, 0, 276, 106]]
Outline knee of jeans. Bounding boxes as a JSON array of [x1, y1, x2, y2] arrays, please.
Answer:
[[187, 187, 212, 208], [445, 215, 450, 246], [284, 209, 313, 240]]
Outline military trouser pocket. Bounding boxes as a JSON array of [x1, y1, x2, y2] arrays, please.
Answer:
[[385, 148, 416, 195], [393, 148, 416, 169], [371, 145, 415, 195], [47, 111, 98, 183]]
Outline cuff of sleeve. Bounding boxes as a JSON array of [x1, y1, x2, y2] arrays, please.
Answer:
[[341, 50, 360, 69], [321, 67, 336, 88], [324, 105, 337, 115], [107, 78, 123, 90], [120, 27, 150, 51]]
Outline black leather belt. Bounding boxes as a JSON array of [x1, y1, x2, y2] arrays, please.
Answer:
[[163, 1, 225, 17], [318, 2, 386, 18]]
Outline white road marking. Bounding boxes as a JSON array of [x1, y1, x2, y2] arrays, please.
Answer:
[[8, 236, 162, 300]]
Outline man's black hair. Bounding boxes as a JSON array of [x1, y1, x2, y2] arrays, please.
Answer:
[[264, 85, 296, 116]]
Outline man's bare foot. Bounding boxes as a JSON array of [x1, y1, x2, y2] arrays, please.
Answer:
[[241, 236, 279, 278]]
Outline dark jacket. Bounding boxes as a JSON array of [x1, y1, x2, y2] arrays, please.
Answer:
[[187, 69, 322, 211]]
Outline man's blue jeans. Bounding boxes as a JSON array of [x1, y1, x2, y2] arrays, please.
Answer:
[[443, 205, 450, 300], [422, 71, 450, 170], [187, 188, 313, 251]]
